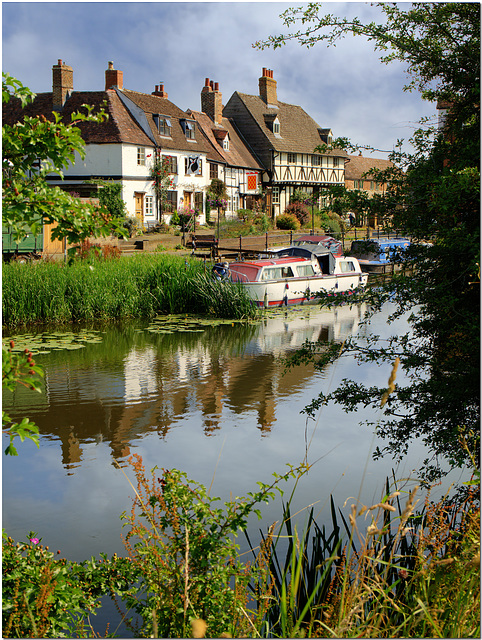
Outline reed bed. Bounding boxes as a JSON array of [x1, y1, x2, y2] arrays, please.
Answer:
[[2, 255, 257, 327]]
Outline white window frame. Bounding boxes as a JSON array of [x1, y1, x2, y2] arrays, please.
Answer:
[[272, 186, 280, 204], [137, 147, 146, 166], [145, 195, 154, 217]]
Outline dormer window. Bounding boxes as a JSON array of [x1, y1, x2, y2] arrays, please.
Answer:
[[182, 120, 196, 140], [319, 128, 333, 145], [264, 114, 281, 136], [223, 137, 229, 151], [154, 114, 172, 137]]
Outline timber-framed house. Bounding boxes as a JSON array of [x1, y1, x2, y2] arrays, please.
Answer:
[[223, 68, 347, 218]]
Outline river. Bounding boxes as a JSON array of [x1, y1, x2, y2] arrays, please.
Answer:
[[2, 302, 466, 633]]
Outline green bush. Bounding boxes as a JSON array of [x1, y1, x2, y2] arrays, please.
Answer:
[[276, 213, 300, 230]]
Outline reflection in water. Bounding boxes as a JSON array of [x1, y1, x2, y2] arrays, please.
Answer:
[[3, 304, 366, 472]]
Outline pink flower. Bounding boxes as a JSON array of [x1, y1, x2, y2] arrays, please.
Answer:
[[30, 538, 39, 545]]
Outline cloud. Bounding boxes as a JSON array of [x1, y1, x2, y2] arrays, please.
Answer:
[[2, 2, 436, 155]]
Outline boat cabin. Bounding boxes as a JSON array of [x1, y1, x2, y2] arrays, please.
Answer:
[[230, 256, 321, 283], [292, 234, 343, 257], [350, 237, 410, 264]]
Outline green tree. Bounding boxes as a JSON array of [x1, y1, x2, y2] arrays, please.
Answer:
[[257, 3, 480, 481], [2, 73, 127, 245], [2, 74, 127, 454]]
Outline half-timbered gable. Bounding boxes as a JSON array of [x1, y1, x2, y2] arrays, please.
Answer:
[[223, 68, 347, 217]]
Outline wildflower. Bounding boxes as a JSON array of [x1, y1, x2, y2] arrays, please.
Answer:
[[30, 537, 39, 545]]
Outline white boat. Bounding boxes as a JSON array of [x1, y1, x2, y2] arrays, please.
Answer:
[[228, 246, 368, 308]]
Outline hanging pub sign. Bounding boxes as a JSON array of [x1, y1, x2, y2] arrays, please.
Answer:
[[247, 172, 258, 191], [187, 155, 201, 175]]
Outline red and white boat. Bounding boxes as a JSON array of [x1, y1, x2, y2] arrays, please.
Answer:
[[228, 245, 368, 308]]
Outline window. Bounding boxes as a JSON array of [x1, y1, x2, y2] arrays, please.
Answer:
[[333, 157, 339, 167], [339, 260, 356, 273], [223, 137, 229, 151], [370, 181, 374, 190], [145, 195, 154, 217], [273, 121, 280, 134], [182, 120, 196, 139], [210, 163, 218, 180], [288, 153, 297, 164], [296, 264, 315, 277], [162, 155, 178, 174], [272, 187, 280, 204], [137, 147, 145, 166], [194, 192, 203, 212], [312, 155, 321, 166], [165, 191, 177, 212], [154, 115, 172, 136], [359, 180, 364, 189]]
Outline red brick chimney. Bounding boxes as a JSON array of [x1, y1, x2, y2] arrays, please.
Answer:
[[152, 83, 168, 98], [105, 61, 123, 91], [52, 59, 73, 110], [259, 68, 277, 107], [201, 77, 223, 124]]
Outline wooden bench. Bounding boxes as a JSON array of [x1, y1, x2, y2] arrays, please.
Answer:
[[188, 234, 218, 257]]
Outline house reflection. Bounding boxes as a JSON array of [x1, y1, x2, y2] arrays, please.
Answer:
[[4, 304, 366, 471]]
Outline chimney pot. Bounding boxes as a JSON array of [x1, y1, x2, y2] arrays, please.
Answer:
[[108, 61, 114, 69], [205, 77, 210, 87], [214, 82, 219, 91], [58, 59, 62, 66]]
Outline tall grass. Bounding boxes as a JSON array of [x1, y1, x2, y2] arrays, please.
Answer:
[[247, 480, 480, 638], [2, 255, 257, 327]]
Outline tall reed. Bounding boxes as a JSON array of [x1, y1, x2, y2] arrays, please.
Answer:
[[2, 255, 257, 327]]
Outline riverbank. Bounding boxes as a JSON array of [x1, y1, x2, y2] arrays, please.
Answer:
[[3, 457, 479, 638]]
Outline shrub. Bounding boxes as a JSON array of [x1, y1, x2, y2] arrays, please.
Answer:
[[285, 201, 310, 225], [276, 213, 300, 230], [290, 188, 311, 204]]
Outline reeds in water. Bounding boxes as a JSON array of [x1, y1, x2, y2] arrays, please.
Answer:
[[2, 255, 257, 327]]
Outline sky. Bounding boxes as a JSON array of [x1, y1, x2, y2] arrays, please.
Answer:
[[2, 2, 438, 159]]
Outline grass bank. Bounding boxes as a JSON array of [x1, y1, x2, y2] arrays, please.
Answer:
[[2, 255, 258, 327]]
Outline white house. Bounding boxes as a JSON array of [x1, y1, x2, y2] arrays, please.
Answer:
[[4, 60, 215, 227]]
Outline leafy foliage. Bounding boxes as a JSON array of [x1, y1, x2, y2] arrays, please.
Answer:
[[2, 341, 43, 455], [117, 454, 307, 637], [276, 213, 300, 230], [2, 73, 127, 250], [259, 3, 480, 481]]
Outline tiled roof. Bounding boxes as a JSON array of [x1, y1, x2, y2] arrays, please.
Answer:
[[3, 88, 213, 154], [2, 91, 153, 146], [188, 110, 263, 170], [122, 90, 213, 154], [344, 154, 394, 180], [230, 92, 347, 157]]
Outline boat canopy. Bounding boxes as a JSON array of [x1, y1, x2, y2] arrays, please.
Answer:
[[272, 245, 336, 274]]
